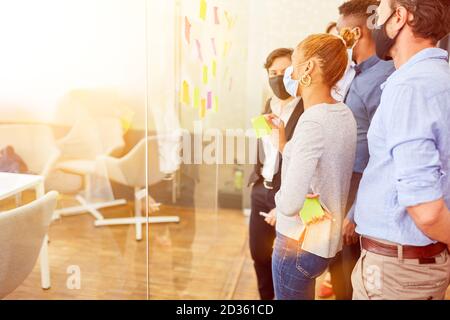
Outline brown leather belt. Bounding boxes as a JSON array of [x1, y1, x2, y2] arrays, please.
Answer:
[[361, 237, 447, 261]]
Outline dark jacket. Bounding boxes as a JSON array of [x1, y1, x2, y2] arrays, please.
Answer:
[[248, 98, 304, 191]]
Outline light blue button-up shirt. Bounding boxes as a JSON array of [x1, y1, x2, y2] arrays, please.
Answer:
[[354, 48, 450, 246]]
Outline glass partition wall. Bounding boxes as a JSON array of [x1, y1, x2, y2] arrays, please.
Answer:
[[0, 0, 345, 300], [146, 0, 249, 300], [0, 0, 149, 300]]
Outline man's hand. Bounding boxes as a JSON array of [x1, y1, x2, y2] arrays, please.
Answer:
[[264, 209, 277, 227], [342, 218, 359, 245]]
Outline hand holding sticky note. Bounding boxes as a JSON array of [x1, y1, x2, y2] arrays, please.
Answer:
[[251, 115, 272, 138], [299, 196, 333, 226]]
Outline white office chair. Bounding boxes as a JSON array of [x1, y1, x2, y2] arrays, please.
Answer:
[[55, 117, 127, 220], [95, 137, 180, 240], [0, 191, 58, 299]]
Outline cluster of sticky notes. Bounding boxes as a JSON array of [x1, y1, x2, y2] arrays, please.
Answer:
[[181, 80, 218, 119], [251, 115, 272, 139], [180, 0, 238, 120], [299, 198, 327, 225]]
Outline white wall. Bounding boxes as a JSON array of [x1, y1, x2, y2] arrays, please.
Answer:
[[244, 0, 344, 125]]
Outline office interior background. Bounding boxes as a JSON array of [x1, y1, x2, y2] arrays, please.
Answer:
[[0, 0, 449, 300]]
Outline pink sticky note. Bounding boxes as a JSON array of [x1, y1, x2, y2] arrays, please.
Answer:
[[207, 92, 212, 110], [185, 17, 191, 44], [195, 39, 203, 62], [211, 38, 217, 56], [214, 7, 220, 24]]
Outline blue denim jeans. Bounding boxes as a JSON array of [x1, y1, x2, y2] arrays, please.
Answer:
[[272, 232, 330, 300]]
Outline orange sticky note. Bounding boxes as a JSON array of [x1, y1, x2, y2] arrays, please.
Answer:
[[184, 17, 191, 44], [200, 99, 206, 118]]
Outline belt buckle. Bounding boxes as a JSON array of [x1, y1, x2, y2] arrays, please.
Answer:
[[263, 181, 274, 190]]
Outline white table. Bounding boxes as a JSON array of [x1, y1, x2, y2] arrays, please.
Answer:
[[0, 172, 50, 290]]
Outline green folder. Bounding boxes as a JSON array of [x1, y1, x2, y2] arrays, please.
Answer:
[[299, 197, 326, 225], [251, 115, 272, 138]]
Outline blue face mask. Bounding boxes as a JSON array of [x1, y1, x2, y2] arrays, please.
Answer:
[[283, 66, 299, 98]]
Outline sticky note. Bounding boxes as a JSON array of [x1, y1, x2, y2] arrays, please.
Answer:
[[213, 95, 219, 112], [212, 60, 217, 77], [211, 38, 217, 56], [224, 11, 233, 29], [193, 87, 200, 109], [299, 198, 326, 225], [196, 39, 203, 62], [207, 92, 212, 109], [200, 0, 207, 21], [181, 80, 190, 105], [120, 110, 135, 133], [251, 115, 272, 138], [214, 6, 220, 24], [203, 66, 208, 84], [200, 99, 206, 118], [223, 42, 229, 57], [184, 17, 191, 44]]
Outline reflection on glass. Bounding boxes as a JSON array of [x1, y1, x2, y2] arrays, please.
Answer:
[[0, 0, 149, 300]]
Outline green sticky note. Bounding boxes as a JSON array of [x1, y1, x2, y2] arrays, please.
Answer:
[[299, 198, 326, 225], [251, 115, 272, 138]]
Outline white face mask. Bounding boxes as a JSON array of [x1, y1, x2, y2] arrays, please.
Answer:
[[283, 66, 299, 98]]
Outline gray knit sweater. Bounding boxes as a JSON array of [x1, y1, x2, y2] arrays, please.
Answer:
[[275, 102, 357, 258]]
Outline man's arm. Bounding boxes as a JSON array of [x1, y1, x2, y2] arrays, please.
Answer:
[[408, 199, 450, 246], [387, 85, 449, 245]]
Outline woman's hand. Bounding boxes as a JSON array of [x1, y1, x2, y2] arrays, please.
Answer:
[[264, 209, 277, 227], [265, 114, 284, 130], [264, 114, 287, 153], [304, 193, 334, 226]]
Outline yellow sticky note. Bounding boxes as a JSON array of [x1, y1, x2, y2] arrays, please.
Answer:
[[200, 99, 206, 118], [200, 0, 207, 21], [203, 66, 208, 84], [120, 110, 135, 133], [251, 115, 272, 138], [193, 87, 200, 109], [181, 80, 191, 105], [299, 198, 326, 225], [213, 95, 219, 112], [212, 60, 217, 78]]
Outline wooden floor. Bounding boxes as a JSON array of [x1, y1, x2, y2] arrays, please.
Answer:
[[2, 193, 450, 300], [2, 194, 252, 300]]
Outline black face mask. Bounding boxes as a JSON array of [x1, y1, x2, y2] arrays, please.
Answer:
[[372, 11, 403, 61], [269, 75, 291, 100]]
